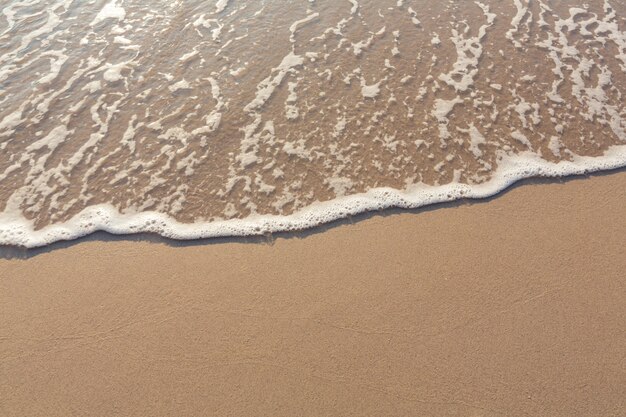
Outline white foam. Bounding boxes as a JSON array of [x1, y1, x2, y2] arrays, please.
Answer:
[[433, 97, 463, 141], [289, 13, 319, 43], [348, 0, 359, 15], [2, 146, 626, 248], [361, 80, 381, 99], [548, 136, 562, 157], [91, 0, 126, 26], [103, 64, 125, 83], [215, 0, 230, 14], [438, 2, 495, 93], [511, 130, 532, 148], [169, 79, 191, 92], [460, 124, 487, 158], [0, 109, 24, 137], [38, 51, 68, 85], [407, 7, 421, 26], [506, 0, 528, 48], [244, 52, 304, 112]]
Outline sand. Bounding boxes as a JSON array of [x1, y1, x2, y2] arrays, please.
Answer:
[[1, 172, 625, 417]]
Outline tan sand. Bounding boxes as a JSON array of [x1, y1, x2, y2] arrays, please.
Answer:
[[1, 173, 625, 417]]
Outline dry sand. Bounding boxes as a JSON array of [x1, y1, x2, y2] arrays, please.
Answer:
[[1, 173, 625, 417]]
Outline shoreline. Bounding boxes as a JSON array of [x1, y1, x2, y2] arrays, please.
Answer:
[[0, 159, 626, 254], [1, 170, 625, 416], [2, 146, 626, 249]]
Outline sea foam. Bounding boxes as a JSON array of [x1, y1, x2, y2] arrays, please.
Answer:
[[1, 0, 625, 247], [1, 147, 625, 248]]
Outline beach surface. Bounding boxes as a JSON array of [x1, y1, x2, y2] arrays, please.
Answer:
[[1, 172, 625, 417]]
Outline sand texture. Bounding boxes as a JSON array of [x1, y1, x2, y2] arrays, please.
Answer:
[[1, 172, 625, 417]]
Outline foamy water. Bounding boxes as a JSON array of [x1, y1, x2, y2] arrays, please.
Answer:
[[0, 0, 625, 247]]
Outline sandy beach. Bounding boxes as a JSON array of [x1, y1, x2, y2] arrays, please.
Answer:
[[2, 1, 626, 415], [1, 172, 625, 417]]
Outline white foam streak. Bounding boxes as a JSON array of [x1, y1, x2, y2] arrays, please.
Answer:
[[91, 0, 126, 26], [289, 13, 319, 43], [3, 146, 626, 248], [215, 0, 230, 14], [244, 52, 304, 112], [506, 0, 528, 48]]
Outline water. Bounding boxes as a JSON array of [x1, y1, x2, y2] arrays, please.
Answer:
[[0, 0, 625, 247]]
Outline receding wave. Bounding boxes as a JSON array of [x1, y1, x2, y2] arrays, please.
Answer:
[[0, 0, 625, 247]]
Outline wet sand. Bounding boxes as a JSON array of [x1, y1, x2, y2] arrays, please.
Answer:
[[1, 172, 626, 417]]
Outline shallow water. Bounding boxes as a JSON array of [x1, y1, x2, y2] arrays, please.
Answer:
[[0, 0, 625, 247]]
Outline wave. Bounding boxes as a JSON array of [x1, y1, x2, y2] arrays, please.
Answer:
[[2, 146, 625, 248]]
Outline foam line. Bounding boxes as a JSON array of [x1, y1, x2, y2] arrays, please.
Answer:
[[2, 146, 625, 248]]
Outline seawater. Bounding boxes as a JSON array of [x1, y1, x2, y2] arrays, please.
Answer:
[[0, 0, 625, 247]]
